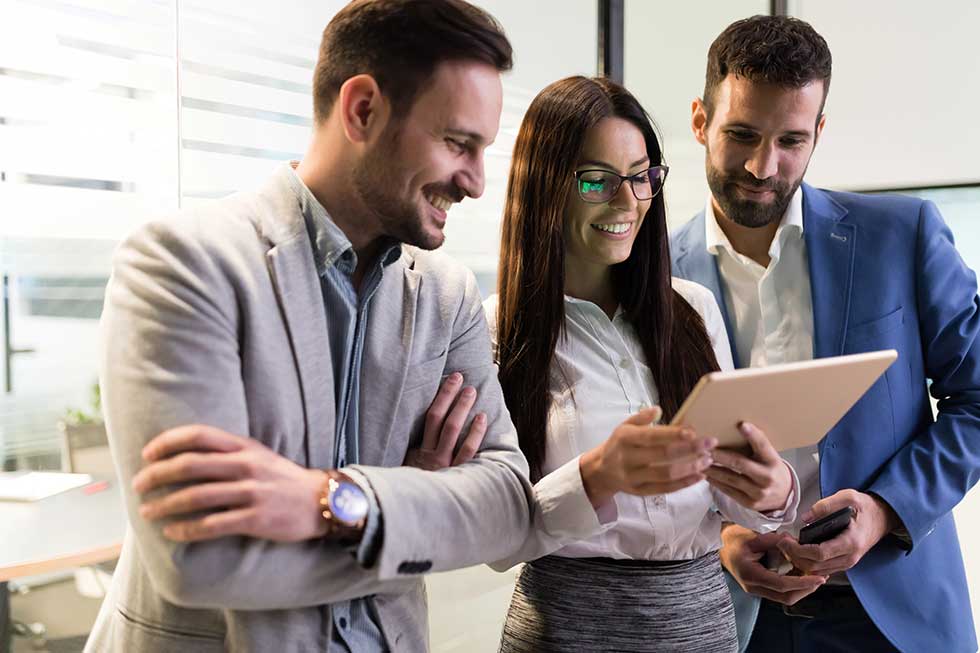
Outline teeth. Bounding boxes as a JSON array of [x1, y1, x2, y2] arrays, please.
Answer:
[[591, 223, 631, 234], [426, 193, 453, 211]]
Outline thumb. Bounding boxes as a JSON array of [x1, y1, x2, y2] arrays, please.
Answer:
[[803, 490, 851, 524], [625, 405, 663, 426], [739, 422, 779, 463]]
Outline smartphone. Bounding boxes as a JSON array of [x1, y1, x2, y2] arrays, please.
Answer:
[[798, 506, 855, 545]]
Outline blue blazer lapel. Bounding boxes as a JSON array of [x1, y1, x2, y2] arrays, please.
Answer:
[[802, 184, 855, 360], [672, 211, 739, 364]]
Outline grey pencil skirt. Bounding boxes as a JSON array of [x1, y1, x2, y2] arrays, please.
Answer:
[[499, 552, 738, 653]]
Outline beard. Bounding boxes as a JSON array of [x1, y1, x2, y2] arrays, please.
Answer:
[[351, 125, 461, 251], [705, 154, 803, 229]]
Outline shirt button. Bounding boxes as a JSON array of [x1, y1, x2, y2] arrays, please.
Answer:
[[619, 358, 631, 369], [339, 617, 348, 630]]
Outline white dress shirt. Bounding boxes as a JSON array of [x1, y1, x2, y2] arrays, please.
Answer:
[[485, 279, 799, 569], [704, 188, 822, 541]]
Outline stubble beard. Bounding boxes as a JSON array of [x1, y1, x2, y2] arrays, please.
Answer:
[[705, 150, 803, 229], [351, 127, 444, 251]]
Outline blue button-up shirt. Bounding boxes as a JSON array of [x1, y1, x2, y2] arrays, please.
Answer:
[[286, 165, 400, 653]]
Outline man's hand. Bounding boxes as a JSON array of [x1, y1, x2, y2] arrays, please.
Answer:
[[403, 373, 487, 471], [720, 524, 827, 605], [778, 489, 899, 576], [133, 425, 328, 543], [705, 422, 793, 513]]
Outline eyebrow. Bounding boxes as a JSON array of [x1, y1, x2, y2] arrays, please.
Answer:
[[725, 122, 812, 138], [578, 156, 650, 171]]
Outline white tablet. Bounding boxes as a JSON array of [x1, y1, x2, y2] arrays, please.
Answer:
[[669, 350, 898, 451]]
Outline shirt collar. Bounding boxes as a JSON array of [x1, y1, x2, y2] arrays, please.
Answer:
[[284, 161, 401, 274], [703, 186, 804, 262]]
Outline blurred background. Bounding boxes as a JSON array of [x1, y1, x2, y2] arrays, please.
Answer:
[[0, 0, 977, 650]]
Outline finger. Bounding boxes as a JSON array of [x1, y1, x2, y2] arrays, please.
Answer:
[[741, 561, 827, 592], [624, 405, 663, 426], [749, 582, 825, 606], [140, 481, 256, 520], [451, 413, 488, 466], [709, 449, 766, 479], [745, 532, 791, 554], [802, 489, 855, 524], [132, 452, 248, 494], [143, 424, 248, 462], [162, 508, 257, 542], [706, 476, 756, 506], [421, 373, 463, 450], [435, 386, 477, 457], [704, 465, 764, 498], [739, 422, 781, 464], [798, 553, 854, 576]]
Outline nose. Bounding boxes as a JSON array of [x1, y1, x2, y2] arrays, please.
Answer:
[[455, 152, 486, 200], [744, 142, 778, 180], [608, 176, 639, 211]]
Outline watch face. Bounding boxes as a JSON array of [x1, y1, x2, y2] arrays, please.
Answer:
[[330, 481, 369, 525]]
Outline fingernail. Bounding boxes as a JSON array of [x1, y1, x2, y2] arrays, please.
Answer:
[[475, 413, 486, 423], [681, 428, 695, 439], [705, 437, 718, 449], [462, 386, 476, 397], [449, 373, 462, 383]]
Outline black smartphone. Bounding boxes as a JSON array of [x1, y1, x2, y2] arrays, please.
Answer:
[[798, 506, 855, 545]]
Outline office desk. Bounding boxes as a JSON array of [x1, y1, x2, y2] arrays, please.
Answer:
[[0, 480, 125, 651], [0, 480, 126, 583]]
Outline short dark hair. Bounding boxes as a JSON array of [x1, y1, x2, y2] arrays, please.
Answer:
[[312, 0, 513, 123], [703, 15, 832, 119]]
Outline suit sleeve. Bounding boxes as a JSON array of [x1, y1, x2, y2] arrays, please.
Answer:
[[101, 221, 416, 609], [868, 200, 980, 548], [350, 269, 535, 580]]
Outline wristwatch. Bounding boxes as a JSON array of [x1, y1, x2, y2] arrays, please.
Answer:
[[319, 469, 369, 543]]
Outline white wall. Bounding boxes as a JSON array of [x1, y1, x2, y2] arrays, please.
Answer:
[[796, 0, 980, 191]]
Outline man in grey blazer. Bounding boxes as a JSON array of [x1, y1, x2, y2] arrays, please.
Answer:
[[85, 1, 544, 651]]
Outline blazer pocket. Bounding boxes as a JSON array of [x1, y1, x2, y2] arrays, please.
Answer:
[[401, 352, 448, 393], [846, 306, 904, 343]]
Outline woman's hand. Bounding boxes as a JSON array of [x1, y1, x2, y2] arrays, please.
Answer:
[[578, 406, 717, 508], [705, 422, 793, 513]]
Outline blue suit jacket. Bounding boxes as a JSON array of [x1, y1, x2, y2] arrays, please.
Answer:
[[670, 184, 980, 652]]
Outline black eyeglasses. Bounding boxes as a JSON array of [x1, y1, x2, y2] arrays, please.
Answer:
[[573, 165, 669, 204]]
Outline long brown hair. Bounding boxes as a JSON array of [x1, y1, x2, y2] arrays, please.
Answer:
[[496, 76, 719, 479]]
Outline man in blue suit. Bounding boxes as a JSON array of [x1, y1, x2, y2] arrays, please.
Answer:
[[671, 15, 980, 653]]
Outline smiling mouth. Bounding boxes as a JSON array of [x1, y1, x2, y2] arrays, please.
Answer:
[[591, 222, 632, 235], [425, 192, 454, 212]]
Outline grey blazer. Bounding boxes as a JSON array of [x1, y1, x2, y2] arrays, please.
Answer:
[[85, 166, 533, 652]]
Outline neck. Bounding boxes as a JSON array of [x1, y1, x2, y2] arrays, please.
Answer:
[[564, 259, 617, 319], [711, 196, 779, 267], [295, 129, 387, 284]]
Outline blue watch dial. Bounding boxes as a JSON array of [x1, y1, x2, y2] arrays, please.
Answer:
[[330, 480, 369, 525]]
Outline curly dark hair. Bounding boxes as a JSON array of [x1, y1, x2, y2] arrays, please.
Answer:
[[703, 15, 832, 120]]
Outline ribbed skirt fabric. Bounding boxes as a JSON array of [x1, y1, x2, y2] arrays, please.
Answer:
[[499, 552, 738, 653]]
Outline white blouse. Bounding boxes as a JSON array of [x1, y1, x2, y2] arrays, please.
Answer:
[[486, 278, 799, 570]]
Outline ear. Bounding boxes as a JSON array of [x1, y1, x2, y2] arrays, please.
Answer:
[[336, 74, 390, 145], [814, 112, 827, 147], [691, 98, 708, 146]]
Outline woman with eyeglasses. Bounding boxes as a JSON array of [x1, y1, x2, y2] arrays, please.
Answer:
[[484, 77, 801, 652]]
